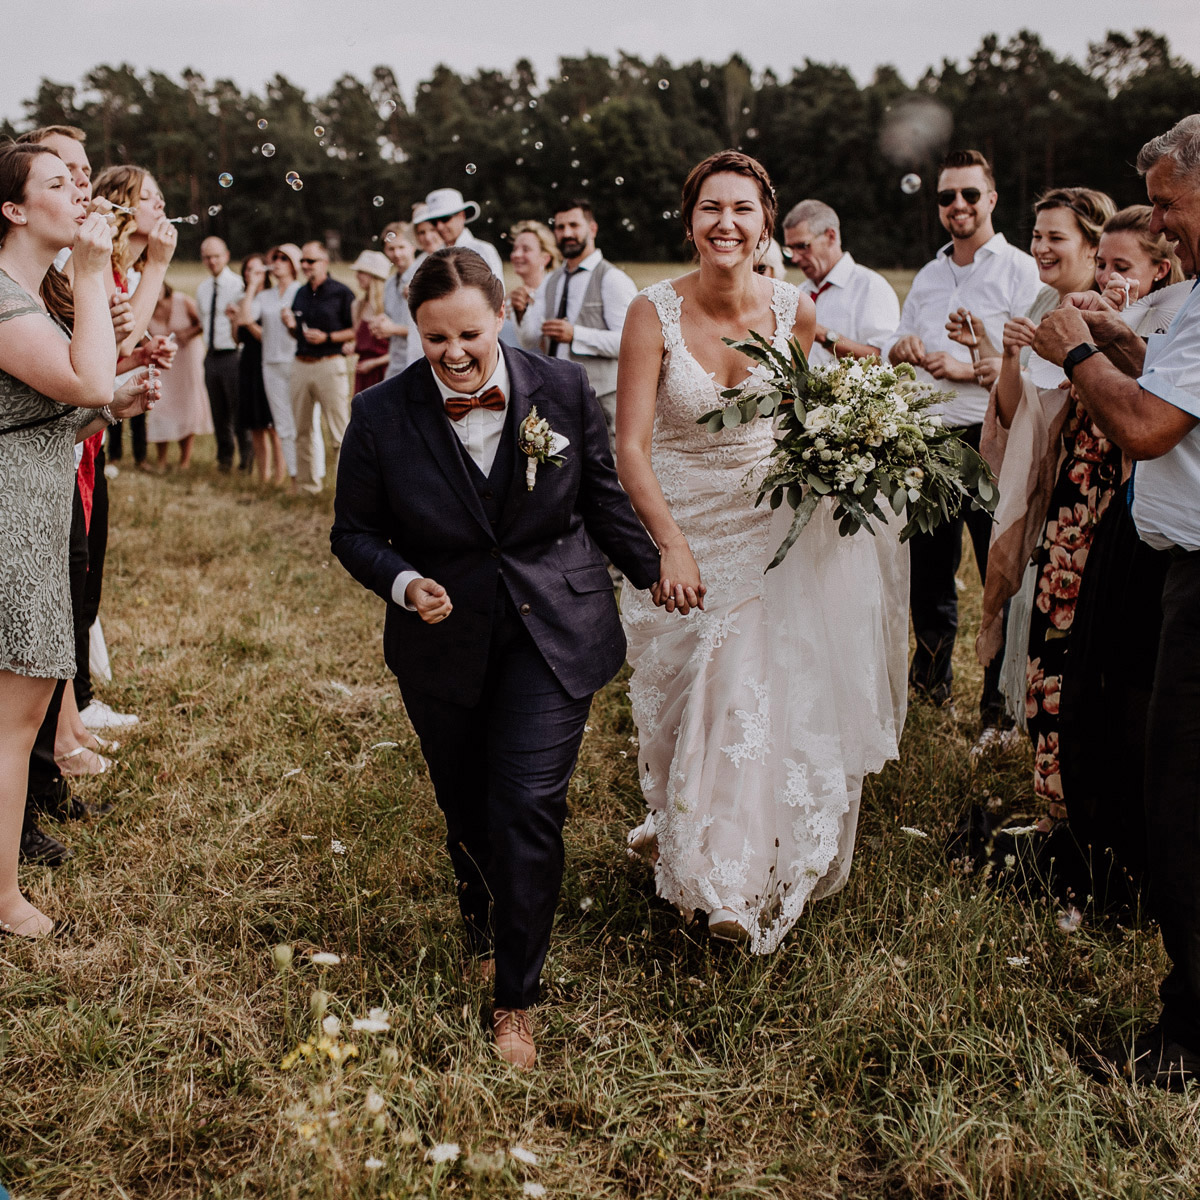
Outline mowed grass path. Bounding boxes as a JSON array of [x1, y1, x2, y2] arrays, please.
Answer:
[[3, 271, 1199, 1198]]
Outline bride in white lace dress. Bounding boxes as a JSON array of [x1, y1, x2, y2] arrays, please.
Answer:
[[616, 152, 909, 952]]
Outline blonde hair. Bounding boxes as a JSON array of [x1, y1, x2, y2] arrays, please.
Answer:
[[91, 164, 152, 277], [360, 276, 386, 314], [382, 220, 415, 247], [1102, 205, 1185, 290], [508, 220, 561, 268], [1033, 187, 1116, 249]]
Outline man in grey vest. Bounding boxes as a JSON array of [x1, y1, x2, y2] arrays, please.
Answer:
[[518, 198, 637, 444]]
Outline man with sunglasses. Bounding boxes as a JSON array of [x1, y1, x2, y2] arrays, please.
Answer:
[[782, 199, 899, 368], [886, 149, 1040, 728]]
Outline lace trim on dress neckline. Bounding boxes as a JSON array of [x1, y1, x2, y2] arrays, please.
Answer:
[[645, 277, 798, 388]]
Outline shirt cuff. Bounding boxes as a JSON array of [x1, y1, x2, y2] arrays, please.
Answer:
[[392, 571, 421, 610]]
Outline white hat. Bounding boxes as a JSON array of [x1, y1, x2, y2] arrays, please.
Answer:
[[411, 202, 433, 224], [422, 188, 481, 224], [351, 249, 392, 280]]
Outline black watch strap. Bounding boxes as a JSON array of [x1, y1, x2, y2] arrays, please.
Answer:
[[1063, 342, 1099, 381]]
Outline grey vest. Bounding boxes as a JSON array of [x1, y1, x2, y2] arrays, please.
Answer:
[[544, 258, 619, 397]]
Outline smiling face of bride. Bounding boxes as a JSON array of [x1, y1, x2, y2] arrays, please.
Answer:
[[689, 172, 768, 272]]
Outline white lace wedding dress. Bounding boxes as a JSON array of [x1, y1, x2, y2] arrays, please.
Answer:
[[621, 278, 909, 953]]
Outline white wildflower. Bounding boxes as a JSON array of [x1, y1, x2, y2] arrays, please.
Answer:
[[282, 768, 302, 778], [1006, 955, 1030, 967], [364, 1156, 385, 1171], [425, 1142, 461, 1164], [311, 952, 341, 967], [364, 1088, 385, 1114], [370, 741, 399, 750], [352, 1015, 391, 1033], [903, 467, 924, 488], [510, 1146, 539, 1166], [900, 826, 928, 839], [1057, 907, 1083, 933], [331, 839, 347, 856], [523, 1184, 547, 1198], [322, 1015, 341, 1036], [579, 897, 594, 913]]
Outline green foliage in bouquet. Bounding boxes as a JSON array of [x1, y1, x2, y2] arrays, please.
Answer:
[[698, 332, 998, 570]]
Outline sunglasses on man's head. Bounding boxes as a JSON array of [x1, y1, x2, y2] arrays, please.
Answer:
[[937, 188, 984, 207]]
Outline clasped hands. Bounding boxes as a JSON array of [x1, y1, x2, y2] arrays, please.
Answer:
[[402, 545, 707, 627]]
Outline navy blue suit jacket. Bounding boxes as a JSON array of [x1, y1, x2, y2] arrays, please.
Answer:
[[330, 344, 660, 705]]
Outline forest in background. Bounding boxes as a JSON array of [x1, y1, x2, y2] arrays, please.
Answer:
[[3, 29, 1196, 266]]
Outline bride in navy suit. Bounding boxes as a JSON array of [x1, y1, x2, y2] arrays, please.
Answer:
[[331, 247, 661, 1068]]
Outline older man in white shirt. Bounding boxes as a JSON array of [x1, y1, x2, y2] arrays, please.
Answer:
[[518, 199, 637, 443], [782, 199, 899, 367], [421, 188, 504, 281], [196, 237, 250, 472], [886, 150, 1041, 730], [1034, 114, 1200, 1090]]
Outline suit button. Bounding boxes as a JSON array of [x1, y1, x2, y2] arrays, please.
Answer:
[[490, 547, 500, 559], [519, 603, 531, 615]]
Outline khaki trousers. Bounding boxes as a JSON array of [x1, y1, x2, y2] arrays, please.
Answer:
[[291, 356, 350, 494]]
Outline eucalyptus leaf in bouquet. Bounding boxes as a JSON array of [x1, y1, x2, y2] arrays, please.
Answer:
[[698, 332, 998, 570]]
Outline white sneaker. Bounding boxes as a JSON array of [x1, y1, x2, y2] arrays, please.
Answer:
[[78, 700, 139, 731]]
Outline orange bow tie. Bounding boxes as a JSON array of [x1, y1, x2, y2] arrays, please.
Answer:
[[444, 385, 506, 422]]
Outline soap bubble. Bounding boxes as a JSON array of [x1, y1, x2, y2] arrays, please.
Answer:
[[560, 115, 569, 124], [208, 205, 222, 216], [465, 163, 477, 175], [384, 230, 396, 242], [218, 173, 233, 188], [534, 141, 543, 150], [515, 157, 524, 166], [580, 178, 589, 186], [381, 100, 396, 115], [256, 118, 268, 130], [285, 170, 300, 185], [313, 125, 325, 137], [700, 78, 710, 88], [291, 179, 304, 191], [571, 159, 580, 169], [582, 113, 592, 123], [662, 211, 672, 219], [658, 79, 670, 90], [528, 99, 537, 109], [372, 195, 384, 207], [614, 176, 624, 185], [900, 173, 922, 195], [879, 96, 952, 167], [185, 213, 199, 225], [261, 143, 276, 158], [451, 134, 460, 143]]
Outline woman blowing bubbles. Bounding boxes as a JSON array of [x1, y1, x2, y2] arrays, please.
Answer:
[[0, 143, 157, 937]]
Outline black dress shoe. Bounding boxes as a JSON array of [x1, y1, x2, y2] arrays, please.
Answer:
[[1079, 1026, 1200, 1091], [29, 786, 112, 822], [18, 819, 73, 867]]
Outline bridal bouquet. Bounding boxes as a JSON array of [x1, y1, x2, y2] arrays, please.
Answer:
[[698, 333, 997, 569]]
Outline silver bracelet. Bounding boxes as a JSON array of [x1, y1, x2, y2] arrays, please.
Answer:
[[99, 404, 119, 426]]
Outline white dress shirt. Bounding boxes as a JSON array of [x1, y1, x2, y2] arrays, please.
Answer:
[[519, 250, 638, 361], [454, 229, 505, 282], [391, 352, 511, 608], [195, 267, 245, 352], [885, 233, 1041, 426], [1131, 281, 1200, 551], [801, 251, 900, 368]]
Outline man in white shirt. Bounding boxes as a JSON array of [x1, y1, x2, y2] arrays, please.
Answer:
[[782, 199, 900, 367], [195, 237, 250, 471], [517, 199, 638, 443], [421, 188, 504, 281], [887, 150, 1041, 727], [1034, 114, 1200, 1088]]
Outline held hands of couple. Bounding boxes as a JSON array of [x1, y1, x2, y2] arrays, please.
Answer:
[[654, 545, 706, 616], [406, 578, 453, 624]]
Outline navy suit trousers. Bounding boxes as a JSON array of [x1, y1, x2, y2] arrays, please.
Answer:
[[399, 589, 591, 1010]]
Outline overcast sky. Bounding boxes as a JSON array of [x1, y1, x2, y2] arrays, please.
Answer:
[[5, 0, 1198, 123]]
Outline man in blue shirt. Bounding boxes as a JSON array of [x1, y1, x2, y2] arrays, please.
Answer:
[[1036, 113, 1200, 1090]]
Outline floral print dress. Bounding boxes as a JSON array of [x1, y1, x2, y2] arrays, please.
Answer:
[[1025, 399, 1123, 819]]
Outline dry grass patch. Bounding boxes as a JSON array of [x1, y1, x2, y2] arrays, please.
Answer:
[[2, 438, 1198, 1198]]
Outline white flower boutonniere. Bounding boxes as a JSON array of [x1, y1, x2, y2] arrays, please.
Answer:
[[518, 406, 568, 490]]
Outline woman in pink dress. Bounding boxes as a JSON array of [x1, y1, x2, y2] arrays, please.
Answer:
[[146, 281, 211, 470]]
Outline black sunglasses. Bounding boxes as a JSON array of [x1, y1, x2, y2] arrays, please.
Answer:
[[937, 187, 984, 207], [299, 257, 319, 265]]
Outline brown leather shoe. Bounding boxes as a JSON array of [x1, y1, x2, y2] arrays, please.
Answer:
[[493, 1007, 536, 1069]]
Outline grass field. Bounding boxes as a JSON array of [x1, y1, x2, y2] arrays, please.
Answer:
[[3, 277, 1197, 1199]]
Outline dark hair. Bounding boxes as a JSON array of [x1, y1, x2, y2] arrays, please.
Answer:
[[17, 125, 87, 146], [240, 252, 266, 285], [679, 150, 777, 247], [553, 198, 595, 223], [408, 247, 505, 317], [1033, 186, 1116, 249], [0, 142, 55, 242], [937, 149, 996, 191]]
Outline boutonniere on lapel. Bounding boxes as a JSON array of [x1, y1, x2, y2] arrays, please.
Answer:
[[518, 406, 569, 490]]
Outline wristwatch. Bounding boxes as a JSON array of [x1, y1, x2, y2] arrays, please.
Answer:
[[823, 329, 842, 354], [1063, 342, 1099, 381]]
